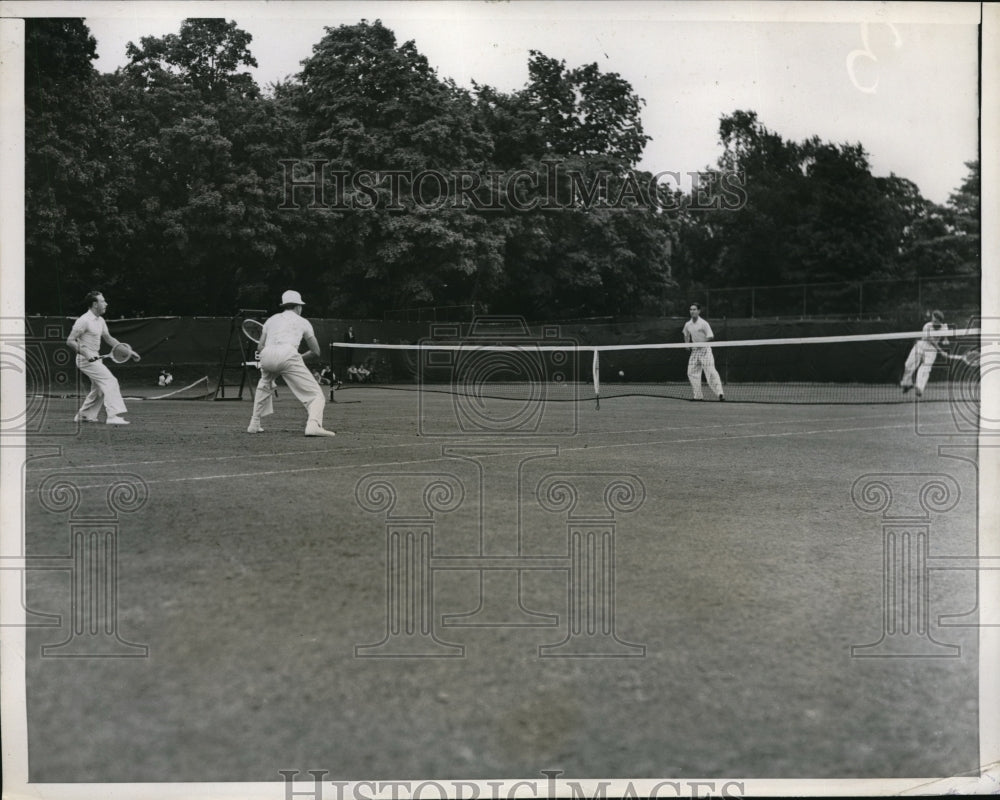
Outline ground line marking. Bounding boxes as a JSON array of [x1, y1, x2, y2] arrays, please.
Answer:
[[24, 409, 946, 473], [28, 421, 918, 492]]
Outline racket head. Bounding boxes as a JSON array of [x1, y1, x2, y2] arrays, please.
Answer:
[[242, 318, 264, 345], [110, 343, 139, 363]]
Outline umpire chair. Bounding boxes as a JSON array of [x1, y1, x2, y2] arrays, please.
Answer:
[[214, 309, 268, 400]]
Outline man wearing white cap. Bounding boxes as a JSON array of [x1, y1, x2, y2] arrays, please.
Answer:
[[247, 290, 336, 437]]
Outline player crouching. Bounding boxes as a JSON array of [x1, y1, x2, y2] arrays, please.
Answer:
[[246, 290, 337, 437], [900, 309, 949, 398]]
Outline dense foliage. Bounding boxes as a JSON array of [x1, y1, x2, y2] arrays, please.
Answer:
[[25, 19, 979, 318]]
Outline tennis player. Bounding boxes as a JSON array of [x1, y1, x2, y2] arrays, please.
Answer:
[[901, 309, 949, 397], [247, 290, 336, 437], [66, 291, 131, 425], [683, 303, 725, 401]]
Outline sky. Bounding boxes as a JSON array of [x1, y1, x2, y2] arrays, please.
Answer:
[[77, 1, 982, 206], [71, 2, 986, 204]]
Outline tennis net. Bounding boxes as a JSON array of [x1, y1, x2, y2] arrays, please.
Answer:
[[329, 325, 983, 406]]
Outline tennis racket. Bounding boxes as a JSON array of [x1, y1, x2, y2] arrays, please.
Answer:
[[945, 351, 980, 366], [241, 318, 264, 345], [94, 343, 140, 363]]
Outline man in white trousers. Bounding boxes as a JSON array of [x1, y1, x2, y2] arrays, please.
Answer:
[[683, 303, 725, 401], [901, 309, 949, 398], [66, 291, 131, 425], [247, 290, 336, 437]]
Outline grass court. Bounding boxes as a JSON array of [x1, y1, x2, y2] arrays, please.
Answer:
[[22, 387, 980, 782]]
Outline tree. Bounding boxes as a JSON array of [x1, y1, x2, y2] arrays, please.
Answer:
[[943, 159, 980, 274], [124, 18, 258, 102], [468, 51, 665, 318], [283, 20, 503, 316], [672, 111, 936, 290], [89, 19, 286, 315], [25, 18, 109, 313]]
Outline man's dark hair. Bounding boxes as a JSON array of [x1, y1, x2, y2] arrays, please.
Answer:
[[84, 290, 103, 309], [689, 302, 702, 310]]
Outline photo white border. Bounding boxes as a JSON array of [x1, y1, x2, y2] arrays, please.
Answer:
[[1, 2, 996, 797]]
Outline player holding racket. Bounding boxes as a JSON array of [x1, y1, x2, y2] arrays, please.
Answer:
[[683, 303, 725, 401], [901, 309, 949, 398], [246, 290, 336, 437], [66, 291, 134, 425]]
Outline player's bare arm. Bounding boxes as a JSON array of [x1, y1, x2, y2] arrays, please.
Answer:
[[304, 333, 322, 360], [102, 328, 122, 355], [66, 327, 86, 357], [102, 324, 119, 346]]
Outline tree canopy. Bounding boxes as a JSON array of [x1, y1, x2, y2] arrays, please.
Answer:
[[25, 19, 980, 320]]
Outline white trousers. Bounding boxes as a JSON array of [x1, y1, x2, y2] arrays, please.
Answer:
[[901, 344, 937, 392], [250, 347, 325, 430], [687, 347, 723, 399], [76, 357, 127, 419]]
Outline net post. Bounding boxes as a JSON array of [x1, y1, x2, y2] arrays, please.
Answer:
[[592, 348, 600, 411], [334, 342, 337, 403]]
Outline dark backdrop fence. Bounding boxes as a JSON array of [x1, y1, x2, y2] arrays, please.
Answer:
[[702, 274, 980, 320], [27, 314, 973, 391]]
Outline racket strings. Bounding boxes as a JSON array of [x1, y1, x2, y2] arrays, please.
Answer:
[[242, 319, 265, 344], [111, 343, 138, 363]]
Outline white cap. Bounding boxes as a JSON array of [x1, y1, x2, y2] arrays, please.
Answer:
[[281, 290, 305, 306]]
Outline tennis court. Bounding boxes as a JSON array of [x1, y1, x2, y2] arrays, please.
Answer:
[[20, 383, 981, 783]]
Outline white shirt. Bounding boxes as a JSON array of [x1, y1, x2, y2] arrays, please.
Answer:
[[683, 317, 714, 345], [262, 310, 315, 351], [69, 310, 109, 361], [916, 321, 949, 353]]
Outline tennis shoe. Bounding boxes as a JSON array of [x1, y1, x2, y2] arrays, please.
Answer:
[[718, 394, 725, 401], [73, 414, 99, 423], [901, 385, 912, 394], [305, 424, 336, 438], [247, 423, 264, 434], [106, 417, 130, 426]]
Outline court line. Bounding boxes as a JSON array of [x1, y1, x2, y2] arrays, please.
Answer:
[[27, 421, 919, 493], [558, 422, 919, 452], [23, 408, 948, 474]]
